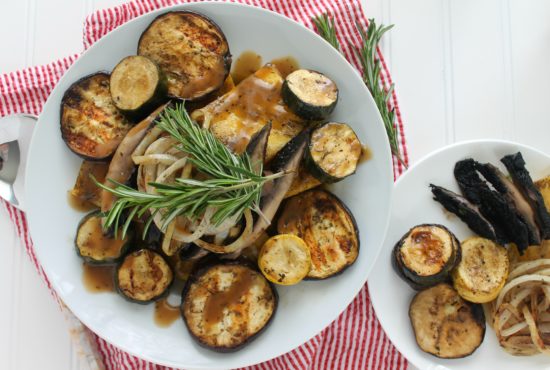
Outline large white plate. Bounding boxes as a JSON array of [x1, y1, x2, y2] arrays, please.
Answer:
[[370, 140, 550, 370], [24, 3, 393, 369]]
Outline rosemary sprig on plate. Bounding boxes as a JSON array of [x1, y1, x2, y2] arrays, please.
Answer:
[[311, 14, 407, 168], [96, 104, 285, 238]]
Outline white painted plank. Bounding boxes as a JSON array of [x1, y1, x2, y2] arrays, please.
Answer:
[[0, 0, 29, 73], [508, 0, 550, 152]]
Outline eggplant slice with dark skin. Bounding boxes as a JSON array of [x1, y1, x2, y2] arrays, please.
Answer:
[[138, 11, 231, 100], [392, 224, 460, 290], [501, 152, 550, 239], [430, 184, 501, 242], [61, 72, 132, 160], [181, 260, 277, 352], [277, 189, 359, 279], [409, 283, 485, 359]]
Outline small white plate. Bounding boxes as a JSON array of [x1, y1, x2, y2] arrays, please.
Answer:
[[24, 2, 394, 369], [369, 140, 550, 370]]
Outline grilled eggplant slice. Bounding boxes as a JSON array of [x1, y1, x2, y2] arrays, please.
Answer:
[[282, 69, 338, 120], [138, 11, 231, 100], [110, 56, 167, 121], [430, 184, 502, 243], [258, 234, 311, 285], [116, 249, 173, 304], [501, 152, 550, 239], [75, 211, 131, 265], [277, 189, 359, 279], [181, 261, 277, 352], [409, 283, 485, 359], [61, 73, 132, 160], [392, 224, 460, 290], [451, 237, 509, 303], [306, 122, 362, 183]]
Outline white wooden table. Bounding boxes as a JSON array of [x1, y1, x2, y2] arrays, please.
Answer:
[[1, 1, 549, 369]]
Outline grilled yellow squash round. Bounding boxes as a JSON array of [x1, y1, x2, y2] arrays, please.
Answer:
[[452, 237, 509, 303], [258, 234, 311, 285]]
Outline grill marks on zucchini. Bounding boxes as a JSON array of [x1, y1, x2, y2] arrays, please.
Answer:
[[277, 189, 359, 279], [61, 73, 132, 160], [282, 69, 338, 120], [409, 283, 485, 359], [110, 56, 167, 120], [306, 122, 361, 183], [393, 224, 461, 290], [116, 249, 173, 304], [138, 11, 231, 100], [181, 262, 277, 352], [75, 211, 131, 265]]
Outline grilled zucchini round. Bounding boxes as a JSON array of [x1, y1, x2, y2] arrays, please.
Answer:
[[181, 261, 277, 352], [306, 122, 362, 183], [61, 73, 132, 160], [110, 55, 167, 121], [409, 283, 485, 359], [258, 234, 311, 285], [451, 237, 509, 303], [282, 69, 338, 120], [116, 249, 173, 304], [137, 11, 231, 100], [75, 211, 131, 265], [277, 189, 359, 279], [392, 224, 461, 290]]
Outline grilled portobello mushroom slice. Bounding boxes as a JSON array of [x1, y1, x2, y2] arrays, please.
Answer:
[[282, 69, 338, 120], [75, 211, 131, 265], [116, 249, 173, 304], [61, 73, 132, 160], [392, 224, 460, 290], [501, 152, 550, 240], [109, 55, 167, 121], [181, 261, 277, 352], [277, 189, 359, 279], [451, 237, 509, 303], [409, 283, 485, 359], [305, 122, 362, 183], [430, 184, 502, 243], [138, 11, 231, 100]]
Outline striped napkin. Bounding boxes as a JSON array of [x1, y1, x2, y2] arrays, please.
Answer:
[[0, 0, 409, 369]]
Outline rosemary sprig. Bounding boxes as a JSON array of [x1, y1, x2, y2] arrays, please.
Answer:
[[96, 103, 285, 238], [312, 14, 407, 168], [312, 14, 340, 50]]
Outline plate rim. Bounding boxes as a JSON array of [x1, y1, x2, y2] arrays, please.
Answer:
[[24, 2, 394, 368], [370, 138, 550, 370]]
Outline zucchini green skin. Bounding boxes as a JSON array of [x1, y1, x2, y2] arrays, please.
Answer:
[[115, 248, 174, 304], [180, 259, 278, 352], [110, 56, 168, 122], [392, 224, 461, 290], [75, 211, 133, 265], [304, 122, 361, 184], [281, 69, 338, 120]]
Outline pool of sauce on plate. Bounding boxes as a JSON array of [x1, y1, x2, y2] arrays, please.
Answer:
[[231, 50, 263, 84], [203, 269, 255, 328], [154, 297, 181, 327], [82, 264, 115, 293], [359, 144, 373, 164], [270, 56, 300, 78], [67, 192, 96, 212]]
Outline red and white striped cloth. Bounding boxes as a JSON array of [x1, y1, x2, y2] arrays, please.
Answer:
[[0, 0, 409, 369]]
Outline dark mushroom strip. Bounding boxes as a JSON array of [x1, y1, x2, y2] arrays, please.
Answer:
[[501, 152, 550, 239], [476, 162, 541, 245]]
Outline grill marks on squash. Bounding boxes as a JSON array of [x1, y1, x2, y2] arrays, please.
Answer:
[[182, 263, 276, 351], [137, 11, 231, 100], [61, 73, 131, 160]]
